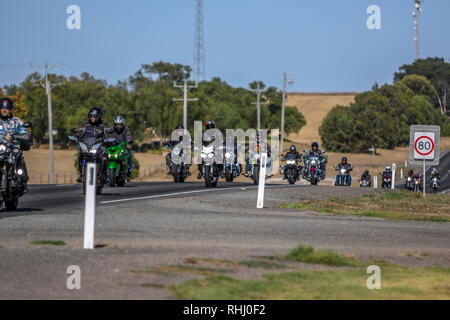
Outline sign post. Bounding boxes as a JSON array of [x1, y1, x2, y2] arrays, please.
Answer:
[[391, 163, 396, 189], [409, 125, 440, 198], [257, 153, 267, 209], [84, 163, 96, 249]]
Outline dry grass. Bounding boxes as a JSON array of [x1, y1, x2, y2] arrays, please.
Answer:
[[286, 93, 356, 145]]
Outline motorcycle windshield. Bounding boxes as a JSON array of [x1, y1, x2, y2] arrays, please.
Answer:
[[286, 154, 297, 160], [83, 136, 99, 148]]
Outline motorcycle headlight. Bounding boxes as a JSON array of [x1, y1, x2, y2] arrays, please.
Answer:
[[311, 160, 316, 165], [207, 153, 214, 158], [114, 154, 118, 158], [90, 149, 98, 154], [407, 177, 411, 181], [0, 144, 6, 151], [255, 154, 260, 159], [287, 160, 295, 165], [173, 149, 180, 156], [201, 153, 207, 159], [225, 152, 231, 158], [340, 169, 346, 174]]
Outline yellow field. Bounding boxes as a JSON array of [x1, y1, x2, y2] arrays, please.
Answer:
[[286, 93, 356, 145]]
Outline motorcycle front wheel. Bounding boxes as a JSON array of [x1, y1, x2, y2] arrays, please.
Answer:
[[5, 198, 18, 211], [108, 168, 116, 187], [204, 167, 212, 188], [253, 166, 260, 185]]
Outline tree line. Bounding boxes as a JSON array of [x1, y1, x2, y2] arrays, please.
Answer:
[[319, 58, 450, 153], [1, 61, 306, 149]]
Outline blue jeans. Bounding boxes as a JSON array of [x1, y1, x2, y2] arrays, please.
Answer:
[[127, 150, 134, 173], [335, 174, 351, 185]]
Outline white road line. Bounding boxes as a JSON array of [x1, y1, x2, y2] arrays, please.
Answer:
[[99, 183, 302, 204]]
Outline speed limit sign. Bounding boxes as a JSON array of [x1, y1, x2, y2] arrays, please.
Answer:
[[409, 125, 440, 166], [413, 132, 435, 159]]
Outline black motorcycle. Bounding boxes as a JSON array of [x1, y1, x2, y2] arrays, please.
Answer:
[[200, 144, 220, 188], [303, 151, 325, 185], [381, 172, 392, 188], [165, 139, 190, 183], [334, 165, 352, 186], [68, 129, 114, 195], [281, 153, 302, 185], [0, 122, 32, 211], [223, 144, 242, 182]]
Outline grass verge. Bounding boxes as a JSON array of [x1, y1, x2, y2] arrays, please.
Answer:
[[281, 190, 450, 222], [280, 246, 362, 267], [31, 240, 66, 246]]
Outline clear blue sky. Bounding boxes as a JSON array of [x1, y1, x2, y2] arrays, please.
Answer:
[[1, 0, 449, 92]]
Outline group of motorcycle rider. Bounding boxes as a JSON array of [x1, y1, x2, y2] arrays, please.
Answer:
[[1, 96, 443, 197]]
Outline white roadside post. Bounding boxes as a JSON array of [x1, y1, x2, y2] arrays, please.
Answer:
[[391, 163, 396, 189], [257, 153, 268, 209], [373, 176, 377, 189], [83, 163, 96, 249], [400, 169, 403, 181]]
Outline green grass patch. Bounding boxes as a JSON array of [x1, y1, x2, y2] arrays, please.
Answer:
[[281, 246, 361, 267], [169, 266, 450, 300], [281, 190, 450, 222], [31, 240, 66, 246]]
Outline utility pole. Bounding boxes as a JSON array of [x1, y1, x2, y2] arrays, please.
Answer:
[[413, 0, 423, 61], [279, 72, 294, 153], [194, 0, 205, 82], [31, 62, 62, 184], [250, 84, 266, 132], [173, 81, 198, 130]]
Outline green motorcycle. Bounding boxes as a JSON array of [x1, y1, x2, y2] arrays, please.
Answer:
[[106, 139, 128, 187]]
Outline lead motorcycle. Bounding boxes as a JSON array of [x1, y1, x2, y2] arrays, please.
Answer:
[[200, 144, 220, 188], [68, 128, 114, 195], [303, 150, 325, 185], [0, 122, 32, 211]]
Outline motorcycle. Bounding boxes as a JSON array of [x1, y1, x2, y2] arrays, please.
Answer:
[[360, 177, 372, 187], [302, 150, 326, 185], [405, 175, 414, 190], [280, 153, 302, 185], [334, 165, 352, 186], [106, 138, 128, 187], [200, 144, 220, 188], [68, 129, 113, 195], [431, 177, 439, 192], [0, 122, 32, 211], [165, 139, 190, 183], [223, 145, 242, 182], [381, 172, 392, 188], [413, 177, 422, 192], [248, 151, 261, 185]]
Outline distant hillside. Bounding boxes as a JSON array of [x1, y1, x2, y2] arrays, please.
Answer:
[[286, 92, 357, 145]]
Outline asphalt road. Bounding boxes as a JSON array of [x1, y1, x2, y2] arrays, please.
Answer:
[[0, 175, 449, 299]]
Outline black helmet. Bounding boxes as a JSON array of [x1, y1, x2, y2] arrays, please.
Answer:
[[88, 107, 103, 124], [341, 157, 347, 164], [175, 124, 184, 130], [205, 120, 216, 130], [364, 170, 369, 175], [311, 142, 319, 150], [289, 145, 296, 153], [0, 97, 14, 111]]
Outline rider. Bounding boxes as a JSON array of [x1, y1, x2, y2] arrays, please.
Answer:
[[197, 120, 218, 179], [110, 116, 134, 177], [0, 97, 31, 191], [76, 107, 111, 182], [280, 145, 302, 176], [305, 142, 327, 178], [360, 169, 372, 185], [165, 124, 190, 176], [244, 131, 272, 177], [335, 156, 352, 185], [430, 167, 441, 187], [405, 169, 414, 188]]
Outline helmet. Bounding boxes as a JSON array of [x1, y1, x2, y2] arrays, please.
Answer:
[[175, 124, 184, 136], [175, 124, 184, 130], [386, 166, 391, 172], [205, 120, 216, 130], [88, 107, 103, 124], [0, 97, 14, 111], [364, 170, 369, 175], [113, 116, 125, 133], [289, 145, 296, 153], [409, 169, 414, 175], [341, 157, 347, 164], [311, 142, 319, 151]]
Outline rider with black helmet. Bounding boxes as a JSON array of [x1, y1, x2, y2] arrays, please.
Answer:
[[110, 116, 134, 177], [197, 120, 217, 179], [75, 107, 111, 182], [335, 156, 353, 185], [306, 141, 327, 178]]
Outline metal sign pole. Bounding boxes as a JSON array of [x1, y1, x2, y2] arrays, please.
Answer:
[[423, 159, 425, 198], [84, 163, 96, 249]]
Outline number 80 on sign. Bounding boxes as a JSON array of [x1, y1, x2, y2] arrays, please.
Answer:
[[413, 132, 435, 160]]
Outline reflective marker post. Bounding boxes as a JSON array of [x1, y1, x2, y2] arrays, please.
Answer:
[[391, 163, 396, 189], [257, 153, 267, 209], [83, 163, 96, 249], [373, 176, 377, 189]]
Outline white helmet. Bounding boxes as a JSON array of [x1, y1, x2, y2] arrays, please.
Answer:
[[114, 116, 125, 125]]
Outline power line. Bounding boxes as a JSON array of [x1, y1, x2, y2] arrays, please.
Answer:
[[30, 62, 63, 185], [173, 81, 198, 130]]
